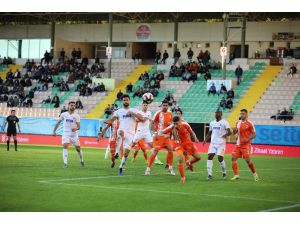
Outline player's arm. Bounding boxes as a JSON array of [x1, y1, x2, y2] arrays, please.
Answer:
[[106, 114, 118, 124], [203, 126, 212, 146], [72, 121, 80, 132], [17, 122, 21, 133], [53, 117, 63, 136], [232, 121, 238, 134], [242, 131, 256, 144], [2, 120, 7, 131], [160, 124, 173, 135], [128, 110, 144, 121], [186, 124, 199, 143], [98, 124, 110, 141], [222, 128, 232, 138]]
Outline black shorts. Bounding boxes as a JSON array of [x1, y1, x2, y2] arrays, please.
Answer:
[[7, 129, 17, 136]]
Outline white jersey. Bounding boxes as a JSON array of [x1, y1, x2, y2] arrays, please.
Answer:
[[60, 112, 80, 136], [209, 119, 230, 145], [114, 107, 138, 134], [136, 110, 152, 133]]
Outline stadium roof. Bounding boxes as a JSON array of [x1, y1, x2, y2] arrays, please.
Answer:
[[0, 12, 299, 25]]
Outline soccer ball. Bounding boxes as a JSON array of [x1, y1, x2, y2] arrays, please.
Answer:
[[142, 92, 154, 104]]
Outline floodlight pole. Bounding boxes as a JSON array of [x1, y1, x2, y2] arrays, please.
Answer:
[[173, 19, 178, 59], [241, 16, 246, 58], [222, 13, 228, 80], [50, 21, 55, 59], [108, 13, 113, 78]]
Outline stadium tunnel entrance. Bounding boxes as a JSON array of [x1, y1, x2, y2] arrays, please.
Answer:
[[131, 42, 157, 60]]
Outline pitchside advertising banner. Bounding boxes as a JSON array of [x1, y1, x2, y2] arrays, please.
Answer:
[[0, 117, 299, 157]]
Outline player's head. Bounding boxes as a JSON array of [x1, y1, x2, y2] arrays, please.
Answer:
[[142, 101, 148, 111], [161, 100, 169, 112], [215, 110, 222, 120], [10, 110, 16, 116], [173, 116, 181, 129], [122, 94, 130, 108], [176, 109, 183, 119], [240, 109, 248, 120], [68, 101, 76, 112]]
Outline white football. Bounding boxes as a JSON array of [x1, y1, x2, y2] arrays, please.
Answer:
[[142, 92, 154, 104]]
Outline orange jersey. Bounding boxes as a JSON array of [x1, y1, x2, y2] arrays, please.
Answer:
[[153, 111, 173, 137], [105, 120, 119, 142], [236, 119, 255, 146], [163, 121, 193, 144]]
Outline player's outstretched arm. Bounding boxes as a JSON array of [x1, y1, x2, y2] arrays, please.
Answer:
[[128, 111, 144, 121], [98, 124, 109, 141], [106, 115, 118, 124]]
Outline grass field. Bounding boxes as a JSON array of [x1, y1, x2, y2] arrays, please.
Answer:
[[0, 144, 300, 212]]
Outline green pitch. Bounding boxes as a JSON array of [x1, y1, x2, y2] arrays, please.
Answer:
[[0, 145, 300, 212]]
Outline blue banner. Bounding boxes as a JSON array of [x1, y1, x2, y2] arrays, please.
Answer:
[[0, 117, 110, 137], [253, 125, 300, 146]]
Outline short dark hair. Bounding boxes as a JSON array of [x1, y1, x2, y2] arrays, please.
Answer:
[[121, 94, 130, 100], [11, 110, 16, 113], [69, 101, 76, 105], [162, 100, 169, 105], [173, 116, 180, 122], [240, 109, 248, 113], [176, 109, 183, 115]]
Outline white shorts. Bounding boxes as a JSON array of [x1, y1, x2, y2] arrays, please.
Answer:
[[62, 135, 80, 146], [208, 144, 226, 156], [133, 131, 152, 144], [118, 130, 134, 150]]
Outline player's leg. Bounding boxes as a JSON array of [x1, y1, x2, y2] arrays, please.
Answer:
[[185, 144, 200, 172], [145, 150, 158, 175], [62, 141, 69, 168], [12, 133, 18, 151], [207, 153, 215, 179], [243, 147, 259, 181], [6, 134, 11, 151], [176, 149, 185, 183], [139, 140, 149, 163], [104, 144, 110, 160], [166, 145, 175, 175], [110, 141, 116, 168], [217, 145, 226, 179], [131, 133, 142, 162], [115, 130, 124, 159], [183, 151, 190, 169], [231, 146, 241, 180], [148, 141, 163, 165], [118, 132, 133, 175]]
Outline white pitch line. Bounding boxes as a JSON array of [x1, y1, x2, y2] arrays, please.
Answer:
[[260, 203, 300, 212], [40, 180, 299, 205]]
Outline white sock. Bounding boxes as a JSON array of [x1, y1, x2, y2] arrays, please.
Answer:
[[104, 144, 110, 159], [154, 155, 159, 163], [168, 165, 173, 170], [115, 136, 122, 155], [77, 150, 83, 162], [207, 160, 213, 176], [119, 155, 127, 168], [63, 148, 68, 165], [219, 160, 226, 174]]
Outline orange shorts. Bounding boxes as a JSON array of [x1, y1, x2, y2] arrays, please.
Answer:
[[232, 145, 252, 159], [133, 139, 148, 151], [109, 140, 116, 154], [153, 136, 172, 150], [175, 142, 198, 156]]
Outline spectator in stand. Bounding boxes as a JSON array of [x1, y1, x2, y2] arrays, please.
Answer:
[[24, 98, 33, 107], [133, 86, 143, 99], [279, 108, 289, 123], [51, 94, 60, 108], [155, 50, 161, 64], [171, 101, 180, 112], [71, 48, 77, 60], [41, 50, 50, 64], [42, 96, 51, 104], [76, 48, 82, 59], [149, 87, 159, 97], [99, 82, 105, 92], [76, 99, 83, 109], [28, 89, 34, 99], [287, 64, 297, 78], [203, 50, 211, 65], [270, 110, 281, 120], [60, 106, 68, 114], [60, 48, 65, 62], [143, 80, 151, 91], [104, 104, 112, 118], [208, 83, 217, 96], [132, 52, 141, 62], [126, 82, 133, 93], [287, 109, 294, 120], [165, 91, 174, 104], [187, 48, 194, 61], [67, 72, 76, 83], [13, 69, 21, 79], [197, 50, 204, 63], [226, 98, 233, 110], [116, 89, 123, 101], [235, 65, 243, 85], [82, 56, 88, 65], [169, 64, 177, 77], [219, 84, 227, 95], [173, 49, 181, 64], [13, 96, 20, 107], [162, 50, 169, 64], [153, 79, 161, 89], [204, 70, 211, 81], [219, 97, 227, 110], [227, 88, 235, 99]]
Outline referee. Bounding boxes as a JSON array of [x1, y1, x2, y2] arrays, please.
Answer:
[[3, 110, 21, 151]]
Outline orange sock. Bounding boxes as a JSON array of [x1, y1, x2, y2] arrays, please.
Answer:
[[148, 153, 156, 168], [133, 150, 138, 159], [190, 157, 200, 165], [232, 161, 239, 175], [167, 151, 173, 166], [178, 163, 185, 178], [247, 161, 256, 173], [142, 150, 148, 161]]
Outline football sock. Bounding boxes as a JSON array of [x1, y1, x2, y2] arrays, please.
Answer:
[[133, 150, 138, 159], [63, 148, 68, 165], [178, 163, 185, 178], [148, 153, 156, 168], [184, 154, 190, 162], [232, 161, 239, 176], [167, 151, 173, 166], [115, 136, 122, 155], [119, 155, 127, 169], [207, 160, 213, 176], [247, 161, 256, 174], [142, 150, 148, 161], [219, 160, 226, 174], [7, 140, 9, 150], [14, 140, 17, 150], [77, 149, 83, 162]]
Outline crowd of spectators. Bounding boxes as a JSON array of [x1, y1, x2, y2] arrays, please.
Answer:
[[270, 108, 294, 123]]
